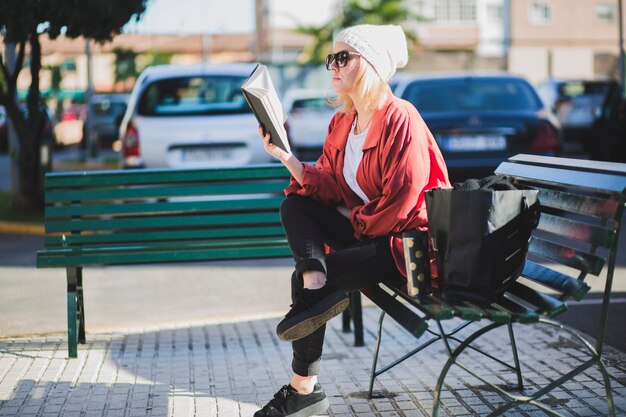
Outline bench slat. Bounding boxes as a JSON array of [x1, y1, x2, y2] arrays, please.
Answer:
[[45, 197, 286, 218], [529, 237, 605, 276], [461, 301, 512, 324], [46, 182, 288, 203], [37, 244, 292, 268], [44, 226, 286, 246], [533, 188, 621, 220], [39, 236, 288, 256], [446, 303, 483, 321], [508, 154, 626, 175], [536, 213, 615, 248], [496, 162, 626, 194], [45, 212, 281, 233], [521, 261, 591, 301], [506, 282, 568, 317], [44, 165, 291, 188], [495, 297, 539, 323]]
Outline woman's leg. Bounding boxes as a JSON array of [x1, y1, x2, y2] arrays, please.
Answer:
[[279, 194, 357, 280], [289, 235, 404, 384]]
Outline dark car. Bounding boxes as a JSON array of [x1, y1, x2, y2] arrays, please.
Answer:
[[392, 73, 561, 181], [0, 104, 55, 152], [84, 93, 130, 149], [0, 106, 7, 153], [588, 82, 625, 162], [535, 78, 614, 154]]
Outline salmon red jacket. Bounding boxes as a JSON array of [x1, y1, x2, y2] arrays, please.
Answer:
[[285, 89, 451, 277]]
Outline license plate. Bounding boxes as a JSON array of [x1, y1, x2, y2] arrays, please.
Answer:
[[441, 135, 507, 152], [183, 147, 236, 162]]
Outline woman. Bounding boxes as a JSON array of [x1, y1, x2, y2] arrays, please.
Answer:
[[255, 24, 450, 417]]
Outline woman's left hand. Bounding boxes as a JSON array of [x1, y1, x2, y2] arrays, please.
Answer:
[[259, 126, 292, 162]]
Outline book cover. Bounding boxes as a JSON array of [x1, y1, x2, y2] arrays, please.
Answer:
[[241, 64, 291, 153]]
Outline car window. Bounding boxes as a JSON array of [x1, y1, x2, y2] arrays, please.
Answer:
[[559, 81, 611, 97], [291, 98, 331, 111], [137, 76, 251, 116], [93, 100, 127, 116], [402, 78, 543, 113]]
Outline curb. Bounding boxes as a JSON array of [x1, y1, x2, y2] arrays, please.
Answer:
[[0, 221, 44, 235]]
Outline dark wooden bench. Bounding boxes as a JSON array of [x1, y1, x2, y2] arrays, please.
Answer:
[[363, 154, 626, 416], [36, 164, 364, 358]]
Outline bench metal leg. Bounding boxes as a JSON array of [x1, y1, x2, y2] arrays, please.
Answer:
[[66, 267, 80, 358], [342, 291, 364, 347], [350, 291, 364, 347], [368, 310, 386, 397], [507, 323, 524, 390], [76, 268, 86, 344]]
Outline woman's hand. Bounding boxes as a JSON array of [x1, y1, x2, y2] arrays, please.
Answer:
[[259, 126, 292, 162]]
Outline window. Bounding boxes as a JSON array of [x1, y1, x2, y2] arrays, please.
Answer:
[[487, 4, 504, 22], [595, 3, 615, 23], [529, 1, 552, 25], [435, 0, 478, 22]]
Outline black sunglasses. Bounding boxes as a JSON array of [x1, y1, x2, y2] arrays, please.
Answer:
[[325, 50, 361, 70]]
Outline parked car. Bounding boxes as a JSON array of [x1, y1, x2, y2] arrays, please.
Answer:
[[119, 63, 271, 169], [283, 89, 337, 161], [536, 78, 615, 153], [54, 102, 85, 147], [84, 93, 130, 150], [588, 82, 626, 162], [393, 72, 561, 181], [0, 106, 7, 153], [0, 103, 55, 152]]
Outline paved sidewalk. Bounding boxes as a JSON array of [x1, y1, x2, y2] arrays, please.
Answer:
[[2, 308, 626, 417]]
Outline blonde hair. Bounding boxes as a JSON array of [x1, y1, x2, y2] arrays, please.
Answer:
[[330, 57, 388, 113]]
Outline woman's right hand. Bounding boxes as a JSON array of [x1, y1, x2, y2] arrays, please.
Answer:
[[259, 126, 292, 162]]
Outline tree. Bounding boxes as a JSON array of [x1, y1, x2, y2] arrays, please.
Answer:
[[113, 47, 139, 91], [277, 0, 418, 94], [0, 0, 147, 210], [295, 0, 417, 65]]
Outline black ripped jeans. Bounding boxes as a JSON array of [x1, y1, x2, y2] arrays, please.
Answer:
[[280, 194, 404, 376]]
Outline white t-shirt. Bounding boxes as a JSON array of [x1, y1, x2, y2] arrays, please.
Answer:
[[343, 118, 370, 203]]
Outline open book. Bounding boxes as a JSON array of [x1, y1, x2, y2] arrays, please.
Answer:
[[241, 64, 291, 153]]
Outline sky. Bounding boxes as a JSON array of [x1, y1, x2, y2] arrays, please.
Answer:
[[125, 0, 341, 34]]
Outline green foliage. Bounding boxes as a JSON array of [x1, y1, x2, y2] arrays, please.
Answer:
[[113, 47, 139, 84], [0, 0, 147, 43], [47, 64, 62, 91], [0, 0, 148, 209], [294, 0, 417, 65]]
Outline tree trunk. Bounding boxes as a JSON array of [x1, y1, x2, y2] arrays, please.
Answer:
[[13, 32, 45, 210]]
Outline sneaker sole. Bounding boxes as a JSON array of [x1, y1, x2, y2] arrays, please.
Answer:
[[286, 396, 330, 417], [278, 296, 349, 341]]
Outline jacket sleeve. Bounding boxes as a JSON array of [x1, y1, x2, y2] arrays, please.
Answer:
[[284, 116, 344, 206], [350, 112, 430, 239]]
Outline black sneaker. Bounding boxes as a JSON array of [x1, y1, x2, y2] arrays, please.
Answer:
[[276, 285, 349, 341], [254, 383, 329, 417]]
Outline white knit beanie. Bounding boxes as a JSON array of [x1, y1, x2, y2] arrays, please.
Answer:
[[334, 24, 408, 82]]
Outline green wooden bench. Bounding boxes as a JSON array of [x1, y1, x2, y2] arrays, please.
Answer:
[[363, 154, 626, 416], [36, 164, 364, 358]]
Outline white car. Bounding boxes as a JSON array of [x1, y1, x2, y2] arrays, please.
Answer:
[[282, 89, 337, 161], [119, 63, 272, 168]]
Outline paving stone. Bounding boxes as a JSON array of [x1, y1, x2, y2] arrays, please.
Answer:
[[0, 309, 624, 417]]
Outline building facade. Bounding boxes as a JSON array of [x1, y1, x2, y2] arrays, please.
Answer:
[[508, 0, 625, 82]]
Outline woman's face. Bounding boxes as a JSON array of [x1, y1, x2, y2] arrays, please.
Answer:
[[329, 41, 360, 95]]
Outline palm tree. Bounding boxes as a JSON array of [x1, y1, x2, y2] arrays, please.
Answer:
[[295, 0, 418, 65]]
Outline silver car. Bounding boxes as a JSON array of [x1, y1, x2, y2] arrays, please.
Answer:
[[119, 63, 271, 169]]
